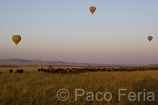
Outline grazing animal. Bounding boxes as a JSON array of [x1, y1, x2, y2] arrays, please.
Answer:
[[0, 72, 1, 74], [55, 69, 60, 73], [15, 69, 24, 74], [38, 69, 41, 72], [9, 69, 13, 73], [44, 69, 47, 72], [21, 69, 24, 73], [72, 70, 79, 74]]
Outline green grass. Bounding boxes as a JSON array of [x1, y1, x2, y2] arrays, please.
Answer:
[[0, 67, 158, 105]]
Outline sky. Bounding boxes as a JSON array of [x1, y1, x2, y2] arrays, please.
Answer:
[[0, 0, 158, 64]]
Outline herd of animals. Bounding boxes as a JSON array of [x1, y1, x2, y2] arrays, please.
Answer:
[[0, 69, 24, 74], [37, 67, 158, 74], [0, 66, 158, 74]]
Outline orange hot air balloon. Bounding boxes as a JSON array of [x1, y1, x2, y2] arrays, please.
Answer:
[[148, 36, 153, 42], [89, 6, 96, 15], [12, 35, 21, 46]]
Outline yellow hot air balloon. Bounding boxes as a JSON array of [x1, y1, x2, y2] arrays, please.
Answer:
[[148, 36, 153, 42], [89, 6, 96, 15], [12, 35, 21, 46]]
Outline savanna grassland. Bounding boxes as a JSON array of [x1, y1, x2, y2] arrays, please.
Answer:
[[0, 67, 158, 105]]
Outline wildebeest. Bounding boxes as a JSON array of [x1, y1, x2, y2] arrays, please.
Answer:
[[61, 69, 69, 74], [9, 69, 13, 73], [0, 72, 1, 74], [72, 70, 79, 74], [38, 69, 41, 72], [36, 66, 158, 75], [15, 69, 24, 74]]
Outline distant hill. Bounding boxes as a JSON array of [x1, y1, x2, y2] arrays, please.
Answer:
[[149, 64, 158, 66], [0, 58, 90, 66], [0, 58, 157, 67]]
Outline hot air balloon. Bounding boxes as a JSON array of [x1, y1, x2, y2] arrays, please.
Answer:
[[148, 36, 153, 42], [89, 6, 96, 15], [12, 35, 21, 46]]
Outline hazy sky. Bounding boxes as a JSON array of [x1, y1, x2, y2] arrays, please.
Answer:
[[0, 0, 158, 64]]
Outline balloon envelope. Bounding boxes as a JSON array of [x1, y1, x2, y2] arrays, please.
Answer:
[[12, 35, 21, 45], [89, 6, 96, 14], [148, 36, 153, 41]]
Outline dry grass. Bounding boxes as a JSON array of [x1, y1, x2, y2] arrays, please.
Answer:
[[0, 67, 158, 105]]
